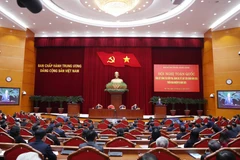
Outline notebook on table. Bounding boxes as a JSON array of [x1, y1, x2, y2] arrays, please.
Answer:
[[61, 149, 75, 155], [108, 151, 123, 157]]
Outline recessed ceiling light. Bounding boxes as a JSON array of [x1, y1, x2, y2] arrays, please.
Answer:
[[85, 1, 87, 3], [133, 10, 135, 12], [70, 22, 73, 24], [12, 25, 15, 28], [86, 25, 88, 27], [214, 13, 217, 15], [57, 31, 59, 33], [42, 9, 45, 11], [49, 22, 52, 25], [146, 1, 149, 4], [138, 8, 141, 10], [148, 25, 150, 27], [202, 23, 205, 25], [20, 12, 23, 15], [201, 0, 204, 2], [93, 8, 96, 10], [163, 32, 166, 34], [5, 0, 8, 2], [116, 28, 119, 30], [88, 4, 91, 7], [0, 17, 3, 19], [162, 22, 165, 24], [132, 27, 134, 29], [228, 1, 231, 3], [98, 10, 101, 12], [194, 32, 197, 34], [186, 23, 189, 25], [177, 17, 180, 19], [190, 10, 193, 12], [143, 5, 146, 7], [147, 31, 150, 33], [42, 32, 45, 33], [223, 26, 226, 28], [56, 16, 58, 18], [101, 27, 103, 29], [235, 18, 238, 20], [33, 23, 35, 25], [72, 31, 74, 33]]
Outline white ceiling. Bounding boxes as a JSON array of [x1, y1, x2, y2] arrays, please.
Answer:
[[0, 0, 240, 37]]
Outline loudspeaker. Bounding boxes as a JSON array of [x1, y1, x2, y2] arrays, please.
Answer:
[[17, 0, 42, 14]]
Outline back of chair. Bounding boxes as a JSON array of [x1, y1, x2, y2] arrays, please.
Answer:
[[70, 118, 79, 124], [100, 129, 116, 134], [20, 128, 33, 136], [168, 139, 178, 148], [56, 117, 65, 123], [181, 132, 190, 140], [28, 136, 54, 145], [74, 128, 84, 134], [135, 127, 144, 132], [121, 120, 128, 126], [97, 123, 108, 130], [211, 132, 221, 139], [173, 127, 180, 132], [193, 138, 211, 148], [4, 144, 44, 160], [114, 123, 127, 129], [63, 136, 87, 146], [124, 132, 137, 140], [67, 146, 110, 160], [53, 131, 60, 137], [205, 148, 240, 160], [62, 125, 72, 131], [0, 127, 6, 133], [227, 137, 240, 147], [7, 115, 15, 124], [200, 128, 214, 134], [129, 129, 142, 135], [137, 120, 145, 125], [195, 118, 202, 124], [137, 123, 145, 130], [105, 137, 135, 147], [138, 148, 180, 160], [164, 120, 172, 126], [0, 132, 15, 143]]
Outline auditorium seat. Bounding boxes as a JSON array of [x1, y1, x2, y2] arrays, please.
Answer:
[[41, 124, 49, 129], [7, 115, 15, 125], [195, 118, 202, 124], [215, 121, 221, 126], [53, 131, 60, 137], [25, 123, 33, 130], [97, 123, 108, 130], [63, 136, 87, 146], [124, 132, 137, 140], [161, 130, 169, 135], [29, 115, 37, 123], [193, 138, 211, 148], [20, 128, 33, 136], [138, 148, 180, 160], [200, 128, 214, 134], [0, 132, 15, 143], [121, 120, 128, 126], [135, 127, 144, 132], [70, 117, 79, 125], [161, 132, 170, 139], [100, 129, 116, 134], [4, 143, 44, 160], [221, 121, 228, 127], [105, 137, 135, 147], [68, 146, 110, 160], [56, 117, 65, 123], [137, 120, 145, 125], [103, 119, 110, 125], [0, 127, 6, 133], [211, 132, 221, 139], [137, 123, 145, 130], [149, 139, 177, 148], [173, 123, 179, 128], [39, 119, 46, 125], [164, 119, 172, 126], [129, 129, 142, 135], [227, 137, 240, 147], [62, 125, 72, 131], [28, 136, 54, 145], [205, 148, 240, 160], [173, 127, 180, 132], [74, 128, 84, 135], [181, 132, 190, 140], [114, 123, 127, 129], [203, 118, 208, 124]]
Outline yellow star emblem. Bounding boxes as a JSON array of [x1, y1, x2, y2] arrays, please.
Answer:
[[123, 56, 130, 63]]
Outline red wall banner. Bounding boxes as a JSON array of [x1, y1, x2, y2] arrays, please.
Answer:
[[154, 64, 199, 92]]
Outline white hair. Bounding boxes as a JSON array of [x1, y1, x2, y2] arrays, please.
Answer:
[[156, 136, 169, 148], [16, 152, 41, 160]]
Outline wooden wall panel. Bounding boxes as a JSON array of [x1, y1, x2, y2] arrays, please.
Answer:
[[212, 27, 240, 118], [0, 27, 26, 115]]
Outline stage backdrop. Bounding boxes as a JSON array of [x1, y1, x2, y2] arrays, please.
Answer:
[[35, 48, 84, 112]]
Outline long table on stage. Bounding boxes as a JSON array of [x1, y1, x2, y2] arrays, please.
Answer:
[[89, 109, 143, 119]]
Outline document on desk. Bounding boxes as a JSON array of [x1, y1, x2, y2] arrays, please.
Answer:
[[178, 144, 184, 148], [189, 153, 201, 159], [53, 151, 59, 155], [0, 151, 5, 156], [139, 145, 148, 148]]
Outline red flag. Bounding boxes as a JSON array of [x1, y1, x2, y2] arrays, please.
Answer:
[[123, 53, 141, 67]]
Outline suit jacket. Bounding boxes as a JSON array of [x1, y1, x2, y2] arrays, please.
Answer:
[[79, 141, 103, 152], [47, 134, 60, 145], [226, 130, 237, 138], [184, 139, 200, 148], [29, 139, 56, 160], [13, 135, 26, 143], [54, 128, 66, 137], [176, 132, 187, 140], [201, 152, 210, 160]]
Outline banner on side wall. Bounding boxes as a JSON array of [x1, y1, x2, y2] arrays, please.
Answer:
[[97, 52, 141, 67]]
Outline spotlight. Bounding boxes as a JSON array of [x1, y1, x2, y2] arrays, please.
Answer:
[[17, 0, 42, 14]]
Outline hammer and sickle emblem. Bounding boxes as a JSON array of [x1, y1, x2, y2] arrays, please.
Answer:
[[107, 56, 115, 63]]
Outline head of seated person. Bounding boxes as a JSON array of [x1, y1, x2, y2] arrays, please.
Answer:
[[45, 126, 54, 134], [55, 123, 62, 129], [218, 132, 230, 146], [108, 123, 113, 129], [208, 140, 221, 153], [108, 104, 115, 109], [16, 152, 42, 160], [1, 122, 8, 130], [189, 129, 200, 141], [139, 153, 157, 160], [35, 128, 46, 140], [216, 150, 236, 160], [180, 125, 186, 133], [119, 105, 126, 109], [195, 123, 200, 129], [86, 130, 98, 142], [151, 128, 161, 141], [156, 136, 169, 148], [88, 125, 94, 130], [226, 125, 233, 131], [117, 128, 124, 137], [10, 125, 20, 137], [212, 124, 222, 133], [82, 129, 89, 139]]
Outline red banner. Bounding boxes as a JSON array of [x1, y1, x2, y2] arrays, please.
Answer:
[[97, 52, 141, 67], [154, 64, 199, 92]]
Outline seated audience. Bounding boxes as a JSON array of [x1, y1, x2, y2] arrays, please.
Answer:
[[95, 104, 103, 109], [212, 124, 222, 133], [200, 140, 221, 160], [156, 136, 169, 148], [139, 153, 157, 160], [119, 104, 126, 109], [131, 104, 139, 110], [16, 152, 42, 160], [219, 132, 231, 147], [216, 150, 236, 160], [187, 123, 193, 131], [107, 104, 115, 109], [226, 125, 237, 138], [184, 130, 200, 148], [207, 118, 214, 128], [29, 128, 56, 160], [149, 128, 161, 146], [1, 122, 9, 133], [148, 122, 155, 132], [20, 118, 28, 127], [146, 117, 154, 126], [79, 130, 103, 152], [67, 121, 75, 130], [54, 123, 66, 137], [199, 122, 207, 132], [116, 128, 124, 137], [9, 125, 26, 143], [49, 120, 55, 128], [167, 124, 174, 132], [82, 129, 89, 140], [193, 123, 201, 133], [232, 122, 240, 134], [31, 123, 40, 135], [45, 126, 60, 145], [177, 125, 187, 140]]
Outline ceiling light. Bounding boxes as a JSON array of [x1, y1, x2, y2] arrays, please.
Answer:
[[228, 1, 231, 3], [70, 22, 73, 24], [0, 17, 2, 19], [13, 25, 15, 28], [132, 27, 134, 29], [33, 23, 35, 25], [201, 0, 204, 2], [57, 31, 59, 33], [186, 23, 189, 25], [94, 0, 139, 17], [177, 17, 180, 19], [56, 16, 58, 18], [49, 22, 52, 24], [72, 31, 74, 33], [202, 23, 205, 25], [190, 10, 193, 12], [20, 12, 23, 14], [5, 0, 8, 2], [85, 1, 87, 3], [214, 13, 217, 15], [223, 26, 226, 28], [235, 18, 238, 20], [162, 22, 165, 24], [148, 25, 150, 27], [42, 9, 45, 11]]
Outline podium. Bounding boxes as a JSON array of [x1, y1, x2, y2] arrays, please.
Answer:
[[67, 104, 80, 117], [154, 105, 166, 118]]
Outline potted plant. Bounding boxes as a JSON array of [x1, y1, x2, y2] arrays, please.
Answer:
[[195, 98, 207, 116], [41, 96, 54, 113], [166, 97, 180, 116], [54, 96, 67, 113], [180, 98, 194, 116], [67, 96, 84, 117], [29, 95, 41, 113], [149, 96, 160, 105]]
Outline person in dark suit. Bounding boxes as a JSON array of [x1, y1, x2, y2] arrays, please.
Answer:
[[184, 130, 200, 148], [79, 130, 103, 152], [45, 126, 60, 145], [9, 125, 26, 143], [226, 125, 237, 138], [29, 128, 56, 160], [232, 122, 240, 134], [148, 128, 161, 147], [200, 140, 221, 160], [116, 128, 124, 137], [219, 131, 230, 147], [193, 123, 201, 133], [67, 121, 75, 130], [187, 123, 193, 131], [199, 122, 207, 132], [167, 124, 175, 132], [20, 118, 28, 127], [176, 125, 187, 140], [131, 104, 138, 110], [54, 123, 66, 137], [119, 104, 126, 109]]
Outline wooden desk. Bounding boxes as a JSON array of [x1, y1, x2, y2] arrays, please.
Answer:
[[154, 105, 166, 118], [89, 109, 143, 119]]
